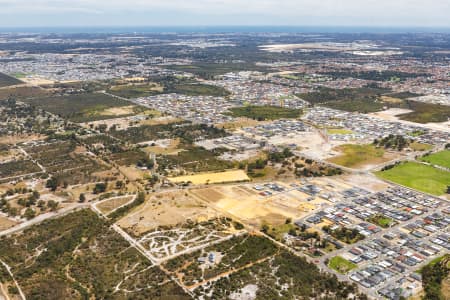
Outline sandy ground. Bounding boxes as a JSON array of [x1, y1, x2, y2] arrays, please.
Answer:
[[0, 216, 18, 231], [369, 108, 450, 132], [117, 190, 219, 235], [80, 114, 180, 130], [96, 196, 134, 214], [336, 173, 389, 192], [118, 166, 146, 181], [216, 118, 263, 130], [190, 182, 324, 227], [100, 105, 136, 116], [169, 170, 250, 185], [0, 134, 45, 145], [19, 76, 55, 85], [139, 116, 182, 126], [142, 138, 184, 155]]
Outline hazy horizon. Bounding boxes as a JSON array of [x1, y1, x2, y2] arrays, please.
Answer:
[[0, 0, 449, 29]]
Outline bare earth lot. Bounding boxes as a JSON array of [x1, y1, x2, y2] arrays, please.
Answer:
[[117, 190, 219, 235]]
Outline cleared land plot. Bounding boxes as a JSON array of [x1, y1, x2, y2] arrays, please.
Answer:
[[327, 144, 393, 169], [21, 93, 144, 123], [169, 170, 250, 185], [0, 72, 22, 87], [376, 162, 450, 196], [420, 150, 450, 169], [0, 216, 17, 231], [107, 83, 163, 98], [190, 183, 317, 227], [138, 217, 241, 262], [117, 190, 219, 236], [0, 209, 189, 300], [95, 195, 135, 215], [227, 105, 302, 121], [327, 128, 354, 135], [328, 256, 357, 274], [409, 142, 433, 152]]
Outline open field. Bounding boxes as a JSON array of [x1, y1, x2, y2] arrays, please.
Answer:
[[96, 195, 135, 215], [169, 170, 250, 185], [0, 216, 18, 231], [327, 128, 354, 135], [227, 105, 302, 121], [0, 72, 23, 87], [143, 138, 184, 155], [375, 162, 450, 196], [327, 144, 394, 169], [117, 190, 219, 236], [190, 182, 323, 228], [108, 82, 163, 98], [216, 117, 262, 130], [0, 209, 190, 299], [21, 93, 145, 123], [409, 142, 433, 152], [420, 150, 450, 169], [328, 256, 357, 274]]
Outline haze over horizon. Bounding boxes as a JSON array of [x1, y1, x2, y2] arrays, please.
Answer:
[[0, 0, 449, 29]]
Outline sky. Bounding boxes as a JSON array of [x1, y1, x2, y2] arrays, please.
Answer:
[[0, 0, 449, 28]]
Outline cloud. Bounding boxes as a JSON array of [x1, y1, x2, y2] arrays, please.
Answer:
[[0, 0, 448, 27]]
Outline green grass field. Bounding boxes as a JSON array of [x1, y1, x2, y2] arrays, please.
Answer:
[[227, 105, 302, 121], [328, 144, 385, 168], [375, 162, 450, 196], [420, 150, 450, 169], [367, 215, 395, 228], [328, 256, 357, 274]]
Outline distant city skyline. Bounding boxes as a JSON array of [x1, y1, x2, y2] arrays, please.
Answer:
[[0, 0, 449, 28]]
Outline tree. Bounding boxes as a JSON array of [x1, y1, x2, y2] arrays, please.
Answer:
[[115, 181, 124, 189], [93, 183, 107, 194], [46, 177, 58, 191], [47, 200, 59, 212], [23, 208, 36, 220], [79, 193, 86, 203]]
